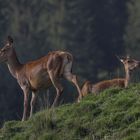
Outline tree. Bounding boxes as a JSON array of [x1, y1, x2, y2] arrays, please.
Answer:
[[64, 0, 126, 82], [124, 0, 140, 59]]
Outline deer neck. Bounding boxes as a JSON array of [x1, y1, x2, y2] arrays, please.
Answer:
[[125, 69, 131, 88], [7, 49, 22, 78]]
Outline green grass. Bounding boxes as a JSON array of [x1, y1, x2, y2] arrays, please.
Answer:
[[1, 84, 140, 140]]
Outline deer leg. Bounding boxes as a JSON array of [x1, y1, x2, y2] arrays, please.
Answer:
[[30, 91, 37, 119], [63, 61, 82, 102], [64, 72, 82, 102], [48, 71, 63, 107], [22, 88, 30, 121]]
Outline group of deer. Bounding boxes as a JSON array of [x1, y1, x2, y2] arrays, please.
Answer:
[[0, 36, 139, 121]]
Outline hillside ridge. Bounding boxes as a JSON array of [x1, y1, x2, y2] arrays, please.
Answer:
[[1, 84, 140, 140]]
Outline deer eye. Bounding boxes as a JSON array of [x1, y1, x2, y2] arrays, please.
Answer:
[[127, 60, 131, 63]]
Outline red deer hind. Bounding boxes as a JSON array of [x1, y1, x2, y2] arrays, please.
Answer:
[[0, 36, 82, 121], [81, 56, 140, 97]]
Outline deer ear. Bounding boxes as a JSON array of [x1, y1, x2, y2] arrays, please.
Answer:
[[126, 55, 131, 60], [116, 55, 124, 62], [6, 36, 13, 47], [7, 36, 13, 44], [120, 59, 124, 63]]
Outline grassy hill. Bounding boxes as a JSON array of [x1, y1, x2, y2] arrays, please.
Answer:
[[1, 84, 140, 140]]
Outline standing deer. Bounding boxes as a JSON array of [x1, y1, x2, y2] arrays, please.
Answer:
[[0, 36, 82, 121], [81, 56, 140, 97]]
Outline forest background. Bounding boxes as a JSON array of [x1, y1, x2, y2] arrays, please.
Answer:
[[0, 0, 139, 126]]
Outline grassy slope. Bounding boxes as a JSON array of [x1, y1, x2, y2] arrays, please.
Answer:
[[1, 84, 140, 140]]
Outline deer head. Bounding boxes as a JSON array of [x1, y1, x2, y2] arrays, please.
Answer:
[[0, 36, 14, 62], [117, 55, 140, 72]]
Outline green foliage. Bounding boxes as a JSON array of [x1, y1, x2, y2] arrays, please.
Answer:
[[1, 84, 140, 140]]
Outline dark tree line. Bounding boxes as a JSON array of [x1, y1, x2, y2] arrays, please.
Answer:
[[0, 0, 138, 125]]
